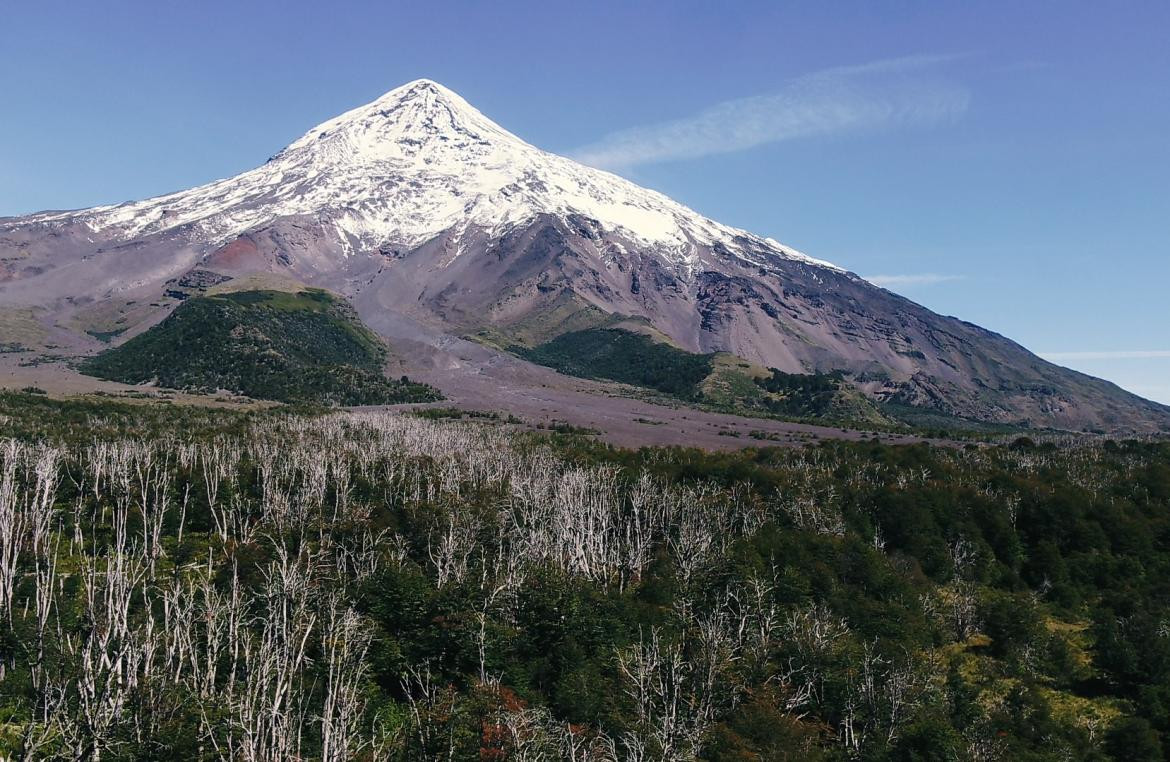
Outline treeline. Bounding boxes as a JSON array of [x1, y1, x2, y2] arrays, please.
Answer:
[[0, 396, 1166, 759]]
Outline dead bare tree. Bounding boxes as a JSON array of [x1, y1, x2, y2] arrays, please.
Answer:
[[57, 495, 151, 762], [401, 661, 459, 761], [228, 543, 317, 762], [0, 440, 23, 627], [318, 594, 373, 762], [618, 626, 718, 761], [495, 705, 618, 761], [840, 642, 937, 755]]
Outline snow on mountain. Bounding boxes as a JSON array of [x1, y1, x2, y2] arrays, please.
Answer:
[[17, 80, 840, 274]]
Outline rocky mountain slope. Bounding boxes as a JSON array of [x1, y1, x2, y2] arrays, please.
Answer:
[[1, 79, 1166, 432]]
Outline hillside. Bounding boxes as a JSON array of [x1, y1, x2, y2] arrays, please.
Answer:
[[518, 327, 893, 424], [517, 327, 716, 399], [2, 79, 1168, 432], [79, 288, 439, 405]]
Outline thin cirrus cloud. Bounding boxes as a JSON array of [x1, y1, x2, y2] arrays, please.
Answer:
[[571, 55, 970, 170], [863, 273, 963, 288], [1039, 350, 1170, 361]]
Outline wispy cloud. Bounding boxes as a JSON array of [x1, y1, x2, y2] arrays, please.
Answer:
[[1039, 350, 1170, 361], [571, 55, 970, 170], [864, 273, 964, 288]]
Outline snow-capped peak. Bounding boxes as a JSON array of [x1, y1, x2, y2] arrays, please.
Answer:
[[19, 80, 841, 274], [275, 79, 526, 167]]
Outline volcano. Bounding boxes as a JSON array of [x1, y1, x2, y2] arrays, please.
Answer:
[[1, 79, 1166, 432]]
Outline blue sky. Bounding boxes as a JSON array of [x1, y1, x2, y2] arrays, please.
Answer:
[[2, 1, 1168, 403]]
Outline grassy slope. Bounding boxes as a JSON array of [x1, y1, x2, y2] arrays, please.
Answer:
[[79, 288, 440, 406], [517, 327, 716, 399], [469, 289, 620, 350], [749, 367, 891, 423], [518, 327, 894, 426]]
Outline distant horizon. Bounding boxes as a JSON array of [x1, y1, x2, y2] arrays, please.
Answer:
[[2, 2, 1167, 404]]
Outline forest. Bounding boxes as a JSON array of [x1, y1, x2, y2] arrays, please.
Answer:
[[0, 391, 1167, 760], [79, 290, 440, 406]]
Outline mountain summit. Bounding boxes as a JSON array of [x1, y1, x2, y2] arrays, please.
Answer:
[[1, 80, 1167, 432], [15, 79, 825, 272]]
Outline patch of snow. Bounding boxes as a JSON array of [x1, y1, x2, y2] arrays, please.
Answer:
[[15, 79, 842, 275]]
